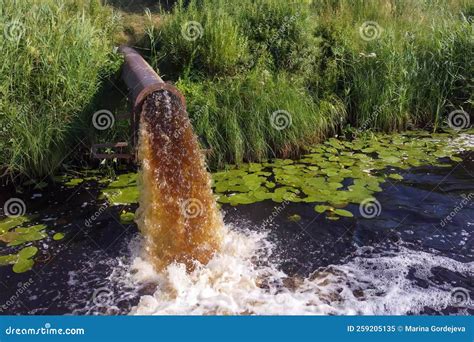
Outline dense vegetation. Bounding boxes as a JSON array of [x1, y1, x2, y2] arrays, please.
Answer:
[[152, 0, 473, 168], [0, 0, 119, 178], [0, 0, 472, 178]]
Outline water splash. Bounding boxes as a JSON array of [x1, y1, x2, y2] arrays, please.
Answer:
[[131, 90, 473, 314], [130, 226, 473, 315], [136, 90, 223, 271]]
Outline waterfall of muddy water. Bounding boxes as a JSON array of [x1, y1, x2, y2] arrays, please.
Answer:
[[136, 90, 223, 271]]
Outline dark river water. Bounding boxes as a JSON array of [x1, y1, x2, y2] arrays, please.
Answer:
[[0, 152, 472, 315]]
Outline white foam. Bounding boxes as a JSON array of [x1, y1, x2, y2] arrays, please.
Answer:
[[129, 226, 473, 315]]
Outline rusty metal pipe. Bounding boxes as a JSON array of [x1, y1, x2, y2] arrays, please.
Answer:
[[118, 46, 186, 157], [92, 46, 186, 161], [118, 46, 185, 112]]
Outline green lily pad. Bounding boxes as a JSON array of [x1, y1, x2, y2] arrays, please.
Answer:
[[0, 216, 30, 234], [315, 205, 331, 213], [119, 211, 135, 224], [288, 214, 302, 222], [101, 173, 140, 205], [65, 178, 84, 187], [7, 229, 47, 247], [18, 246, 38, 259], [13, 258, 35, 273], [210, 130, 470, 217], [0, 254, 17, 266], [333, 209, 354, 218], [450, 156, 462, 162], [53, 232, 65, 240], [388, 173, 404, 180]]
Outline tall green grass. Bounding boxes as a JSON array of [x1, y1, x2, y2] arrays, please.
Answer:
[[150, 0, 345, 168], [148, 0, 472, 168], [177, 71, 343, 167], [1, 0, 471, 176], [312, 0, 473, 131], [0, 0, 118, 178]]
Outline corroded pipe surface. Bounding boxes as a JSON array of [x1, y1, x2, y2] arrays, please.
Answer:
[[118, 46, 186, 154], [118, 46, 185, 110]]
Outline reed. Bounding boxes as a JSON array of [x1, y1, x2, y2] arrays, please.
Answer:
[[148, 0, 472, 168], [0, 0, 119, 178]]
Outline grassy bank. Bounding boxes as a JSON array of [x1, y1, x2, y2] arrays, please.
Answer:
[[149, 0, 473, 168], [1, 0, 472, 178], [0, 0, 119, 179]]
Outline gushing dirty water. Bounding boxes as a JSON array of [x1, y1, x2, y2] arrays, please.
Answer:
[[0, 120, 472, 315], [136, 90, 223, 271], [128, 92, 473, 315], [129, 225, 473, 315]]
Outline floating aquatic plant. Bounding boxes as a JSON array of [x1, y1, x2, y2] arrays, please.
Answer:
[[212, 131, 473, 218], [90, 131, 472, 220], [0, 215, 65, 273], [101, 173, 139, 205]]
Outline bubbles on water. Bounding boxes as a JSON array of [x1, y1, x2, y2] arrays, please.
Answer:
[[92, 287, 114, 307], [128, 226, 473, 315]]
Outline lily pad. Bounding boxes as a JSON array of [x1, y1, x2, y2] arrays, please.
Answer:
[[388, 174, 404, 180], [333, 209, 354, 218], [0, 216, 30, 234], [315, 205, 331, 213], [0, 254, 17, 266], [288, 214, 302, 222], [18, 246, 38, 259], [53, 232, 65, 241], [119, 211, 135, 224], [64, 178, 84, 187], [13, 258, 35, 273]]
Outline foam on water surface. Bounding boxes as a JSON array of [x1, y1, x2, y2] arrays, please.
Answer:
[[129, 225, 472, 315], [131, 89, 473, 315]]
